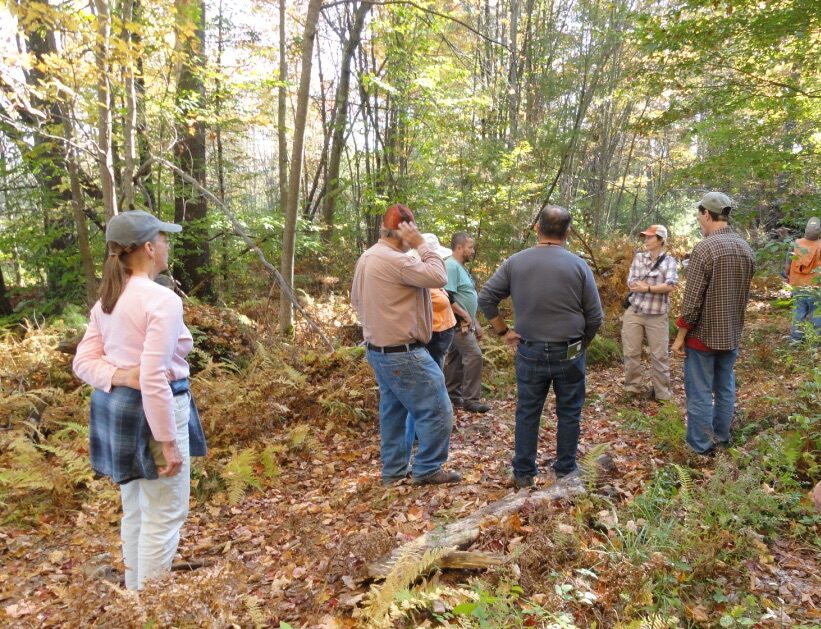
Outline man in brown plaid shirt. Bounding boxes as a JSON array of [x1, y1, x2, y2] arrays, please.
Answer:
[[671, 192, 755, 455]]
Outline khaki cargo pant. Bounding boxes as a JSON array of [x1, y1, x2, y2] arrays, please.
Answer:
[[621, 308, 671, 401]]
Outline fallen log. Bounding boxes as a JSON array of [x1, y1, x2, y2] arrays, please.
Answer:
[[438, 551, 505, 571], [367, 475, 585, 579]]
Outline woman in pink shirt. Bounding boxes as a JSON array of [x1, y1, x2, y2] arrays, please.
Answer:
[[73, 210, 206, 590]]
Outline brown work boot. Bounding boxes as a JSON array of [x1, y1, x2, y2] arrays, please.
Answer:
[[412, 469, 463, 485]]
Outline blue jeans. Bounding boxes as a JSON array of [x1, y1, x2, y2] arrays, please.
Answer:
[[426, 327, 455, 370], [513, 341, 587, 478], [791, 291, 821, 340], [405, 328, 455, 454], [367, 346, 453, 481], [684, 346, 738, 453]]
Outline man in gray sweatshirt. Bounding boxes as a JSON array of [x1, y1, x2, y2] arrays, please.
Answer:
[[478, 205, 603, 489]]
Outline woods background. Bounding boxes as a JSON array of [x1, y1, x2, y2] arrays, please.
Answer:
[[0, 0, 818, 324]]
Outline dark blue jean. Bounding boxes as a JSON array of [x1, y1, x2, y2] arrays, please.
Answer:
[[684, 346, 738, 453], [426, 327, 456, 370], [405, 327, 455, 455], [367, 346, 453, 481], [791, 291, 821, 340], [513, 341, 587, 478]]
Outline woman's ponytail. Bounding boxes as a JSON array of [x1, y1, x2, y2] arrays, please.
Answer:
[[99, 242, 135, 313]]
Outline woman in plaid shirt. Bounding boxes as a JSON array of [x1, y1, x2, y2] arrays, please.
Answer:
[[622, 225, 678, 401]]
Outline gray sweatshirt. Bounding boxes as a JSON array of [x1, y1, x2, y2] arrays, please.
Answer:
[[478, 245, 603, 344]]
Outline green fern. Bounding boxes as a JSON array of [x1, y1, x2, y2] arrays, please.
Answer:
[[672, 464, 695, 510], [579, 443, 609, 490], [0, 468, 54, 492], [52, 421, 89, 440], [259, 445, 280, 480], [244, 595, 266, 628], [287, 424, 311, 451], [639, 614, 677, 629], [222, 447, 261, 505], [360, 546, 454, 627]]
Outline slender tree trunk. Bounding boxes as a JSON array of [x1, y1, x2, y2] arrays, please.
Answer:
[[215, 0, 229, 286], [507, 0, 519, 149], [59, 101, 97, 307], [0, 253, 12, 315], [93, 0, 118, 219], [277, 0, 288, 214], [121, 0, 137, 211], [173, 0, 213, 299], [322, 1, 371, 242], [279, 0, 323, 335]]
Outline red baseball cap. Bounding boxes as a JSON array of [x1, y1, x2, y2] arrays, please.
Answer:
[[383, 203, 415, 229], [639, 224, 668, 240]]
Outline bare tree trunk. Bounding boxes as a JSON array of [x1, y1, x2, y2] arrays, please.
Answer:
[[215, 0, 229, 286], [507, 0, 519, 148], [277, 0, 288, 213], [279, 0, 323, 335], [60, 103, 98, 307], [173, 0, 213, 300], [321, 1, 371, 242], [120, 0, 137, 211], [93, 0, 118, 219], [0, 264, 11, 316]]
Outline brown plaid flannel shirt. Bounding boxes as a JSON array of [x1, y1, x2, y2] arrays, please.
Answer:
[[679, 226, 755, 350]]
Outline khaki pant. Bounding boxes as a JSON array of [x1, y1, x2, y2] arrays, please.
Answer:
[[445, 329, 483, 403], [621, 308, 671, 400]]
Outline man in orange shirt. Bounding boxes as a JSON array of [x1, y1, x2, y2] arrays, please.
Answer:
[[785, 217, 821, 341]]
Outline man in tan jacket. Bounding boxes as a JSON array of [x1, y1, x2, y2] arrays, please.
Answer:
[[351, 204, 462, 487]]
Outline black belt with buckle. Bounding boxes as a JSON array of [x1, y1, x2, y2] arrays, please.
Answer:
[[520, 337, 583, 348], [366, 341, 424, 353]]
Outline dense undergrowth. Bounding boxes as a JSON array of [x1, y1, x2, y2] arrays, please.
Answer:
[[0, 278, 818, 627]]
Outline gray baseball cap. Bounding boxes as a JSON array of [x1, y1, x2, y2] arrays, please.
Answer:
[[697, 191, 733, 215], [105, 210, 182, 246]]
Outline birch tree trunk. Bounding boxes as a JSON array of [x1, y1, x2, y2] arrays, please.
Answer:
[[279, 0, 323, 335]]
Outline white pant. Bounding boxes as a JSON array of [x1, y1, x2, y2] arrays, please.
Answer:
[[120, 392, 191, 590]]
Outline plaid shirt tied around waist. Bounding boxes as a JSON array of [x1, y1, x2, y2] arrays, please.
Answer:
[[627, 252, 679, 315], [89, 378, 207, 485], [679, 226, 755, 351]]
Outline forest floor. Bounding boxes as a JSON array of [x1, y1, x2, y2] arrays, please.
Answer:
[[0, 292, 819, 628]]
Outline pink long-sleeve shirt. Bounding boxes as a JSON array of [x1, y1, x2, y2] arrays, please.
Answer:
[[73, 276, 193, 442]]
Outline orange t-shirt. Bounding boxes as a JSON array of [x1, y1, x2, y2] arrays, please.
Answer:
[[789, 238, 821, 287], [431, 288, 457, 332]]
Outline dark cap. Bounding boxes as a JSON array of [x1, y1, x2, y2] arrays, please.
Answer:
[[383, 204, 415, 229], [105, 210, 182, 247]]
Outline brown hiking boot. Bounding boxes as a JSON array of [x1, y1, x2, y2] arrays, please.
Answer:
[[412, 469, 463, 485]]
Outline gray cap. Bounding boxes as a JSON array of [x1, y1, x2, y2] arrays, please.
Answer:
[[806, 217, 820, 232], [105, 210, 182, 246], [697, 191, 733, 215]]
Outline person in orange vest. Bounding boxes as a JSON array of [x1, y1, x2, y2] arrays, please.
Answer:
[[784, 217, 821, 341]]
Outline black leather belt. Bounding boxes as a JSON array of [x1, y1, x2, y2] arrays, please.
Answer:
[[520, 337, 583, 348], [366, 341, 424, 353]]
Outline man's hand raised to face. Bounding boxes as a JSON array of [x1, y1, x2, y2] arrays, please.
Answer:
[[397, 221, 425, 250]]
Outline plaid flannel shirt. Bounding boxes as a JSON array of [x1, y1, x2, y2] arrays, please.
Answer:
[[90, 378, 207, 485], [678, 226, 755, 350], [627, 252, 679, 315]]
